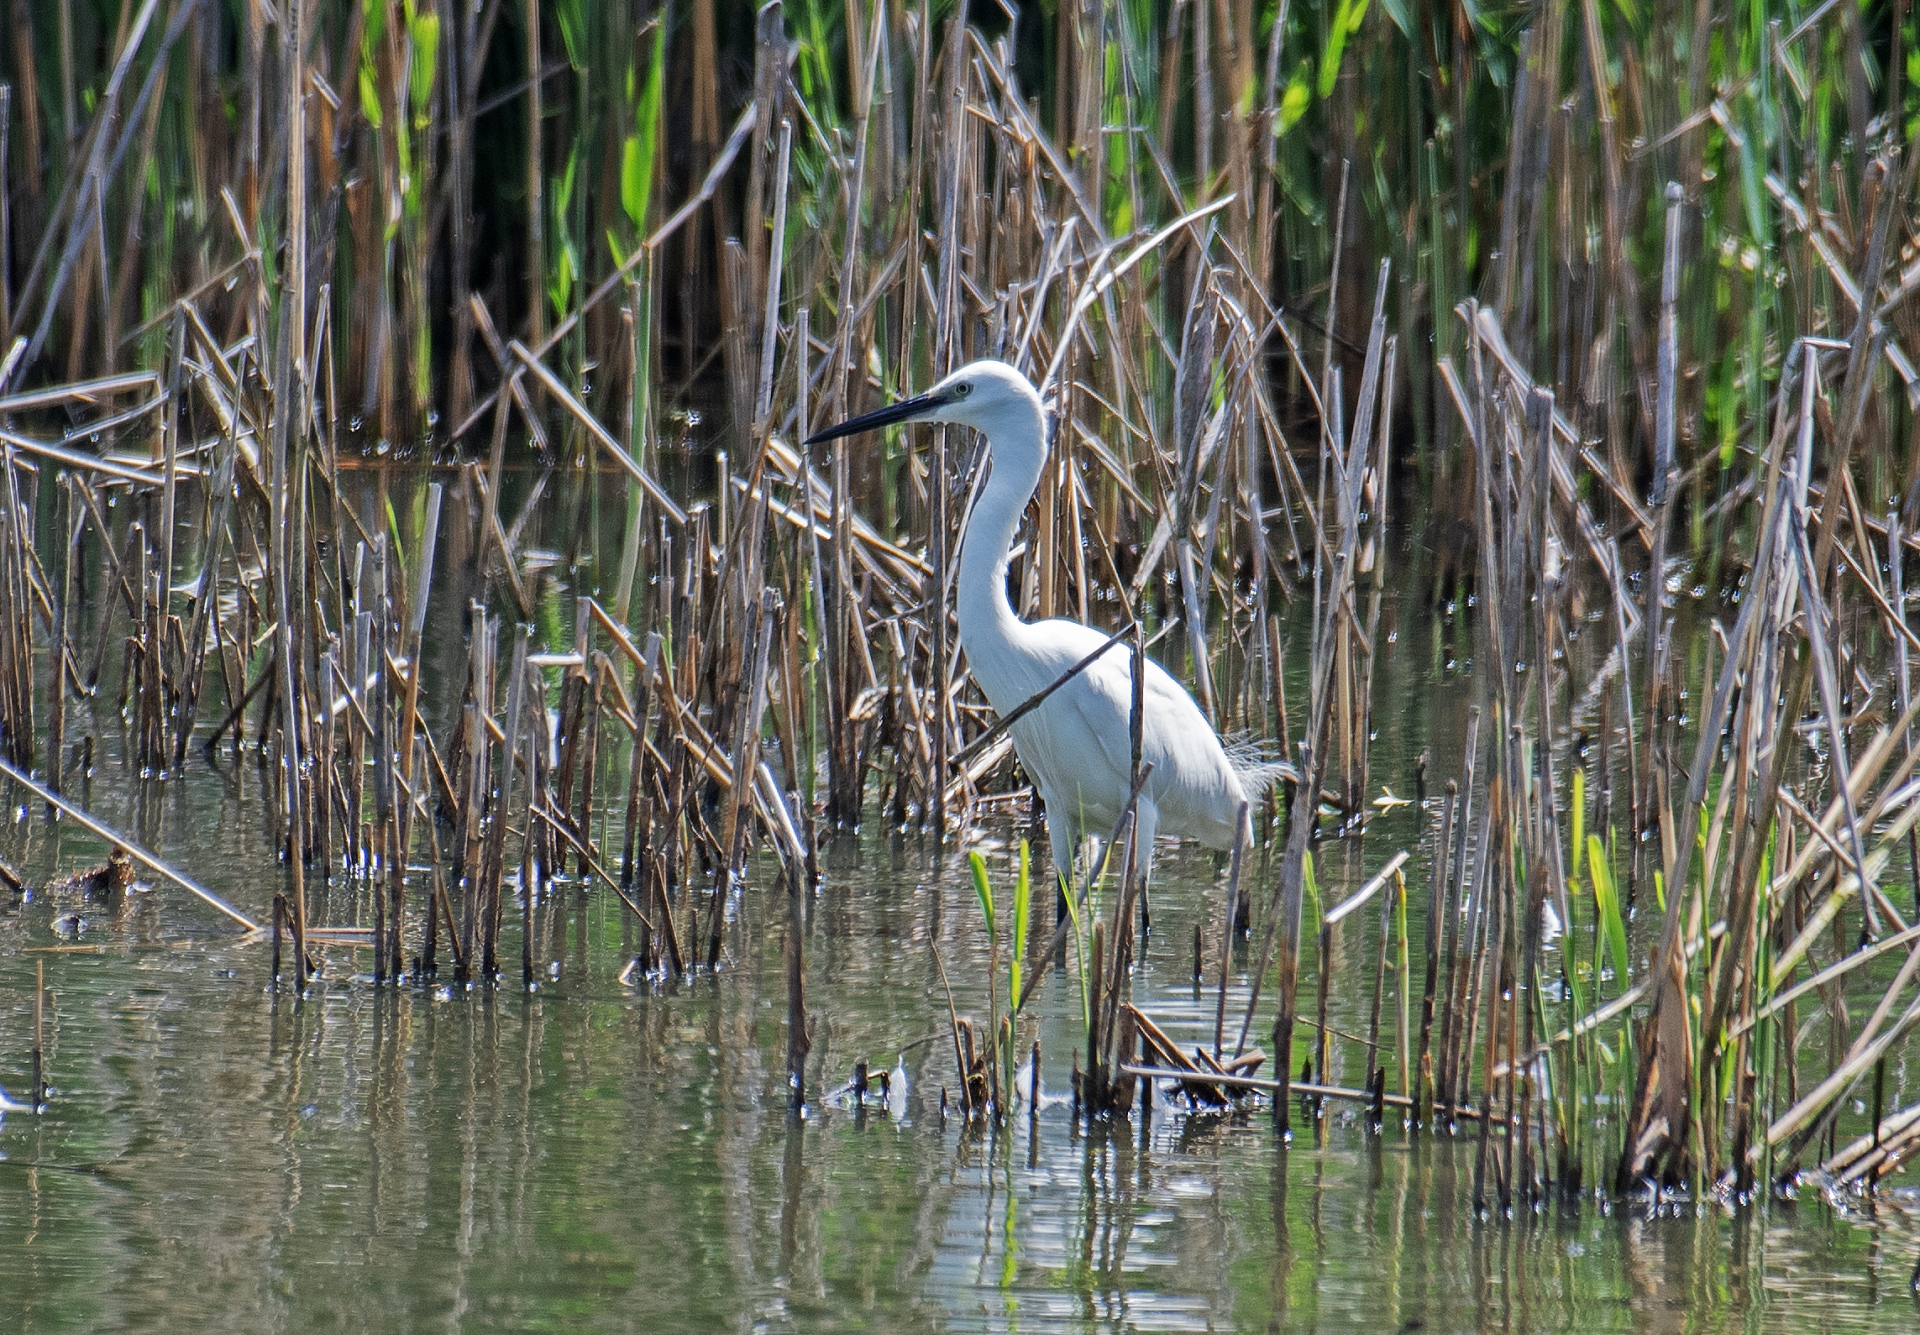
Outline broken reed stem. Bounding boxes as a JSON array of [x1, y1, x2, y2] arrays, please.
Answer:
[[32, 956, 43, 1110], [786, 833, 808, 1110]]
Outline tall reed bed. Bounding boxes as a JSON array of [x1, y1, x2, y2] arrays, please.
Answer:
[[0, 0, 1917, 1205]]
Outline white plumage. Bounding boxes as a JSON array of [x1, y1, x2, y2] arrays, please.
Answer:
[[808, 359, 1285, 885]]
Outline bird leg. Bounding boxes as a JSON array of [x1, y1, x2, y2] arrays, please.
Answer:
[[1047, 808, 1079, 926], [1015, 764, 1156, 1016], [1131, 799, 1160, 942], [1213, 800, 1252, 1058]]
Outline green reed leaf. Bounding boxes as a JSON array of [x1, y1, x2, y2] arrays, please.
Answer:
[[622, 24, 667, 233], [409, 12, 440, 129], [969, 850, 996, 946], [1588, 834, 1629, 991], [1010, 840, 1031, 1010]]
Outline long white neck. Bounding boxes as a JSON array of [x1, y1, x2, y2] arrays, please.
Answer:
[[956, 413, 1047, 682]]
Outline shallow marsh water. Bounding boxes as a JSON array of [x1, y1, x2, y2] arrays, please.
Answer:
[[0, 477, 1916, 1332], [3, 817, 1916, 1333]]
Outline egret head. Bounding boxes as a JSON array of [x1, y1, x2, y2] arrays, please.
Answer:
[[805, 360, 1046, 464]]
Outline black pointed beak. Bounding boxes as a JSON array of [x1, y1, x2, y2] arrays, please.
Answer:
[[804, 390, 947, 445]]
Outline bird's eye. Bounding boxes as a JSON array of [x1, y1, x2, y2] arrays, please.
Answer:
[[952, 383, 972, 399]]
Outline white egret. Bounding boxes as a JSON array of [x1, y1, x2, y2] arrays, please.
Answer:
[[807, 359, 1290, 887]]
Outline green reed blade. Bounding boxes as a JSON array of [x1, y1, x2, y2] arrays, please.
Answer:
[[969, 849, 996, 946], [622, 22, 667, 234], [1588, 834, 1629, 992], [1010, 840, 1030, 1014]]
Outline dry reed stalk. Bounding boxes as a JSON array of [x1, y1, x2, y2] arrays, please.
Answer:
[[31, 955, 42, 1109], [784, 767, 809, 1108]]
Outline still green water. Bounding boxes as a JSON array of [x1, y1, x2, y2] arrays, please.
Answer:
[[0, 499, 1916, 1331], [1, 813, 1915, 1333]]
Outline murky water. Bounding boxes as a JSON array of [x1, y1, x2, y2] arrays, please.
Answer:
[[0, 480, 1917, 1332]]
